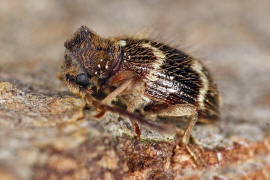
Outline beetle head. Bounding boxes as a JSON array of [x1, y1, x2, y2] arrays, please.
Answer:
[[61, 26, 122, 98]]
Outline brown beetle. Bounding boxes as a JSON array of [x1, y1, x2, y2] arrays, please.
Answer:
[[61, 26, 220, 164]]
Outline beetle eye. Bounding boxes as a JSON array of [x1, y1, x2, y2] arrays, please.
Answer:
[[76, 73, 89, 86]]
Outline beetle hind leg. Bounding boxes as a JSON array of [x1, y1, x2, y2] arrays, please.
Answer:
[[182, 110, 198, 145], [150, 104, 197, 144], [153, 104, 205, 166]]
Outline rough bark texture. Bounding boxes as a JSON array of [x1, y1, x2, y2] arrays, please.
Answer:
[[1, 0, 270, 179]]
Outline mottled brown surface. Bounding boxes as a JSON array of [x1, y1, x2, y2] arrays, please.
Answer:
[[1, 0, 270, 179]]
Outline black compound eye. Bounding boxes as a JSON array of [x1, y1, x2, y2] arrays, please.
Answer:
[[76, 73, 89, 86]]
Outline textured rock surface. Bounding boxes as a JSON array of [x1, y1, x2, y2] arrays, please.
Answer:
[[1, 0, 270, 179]]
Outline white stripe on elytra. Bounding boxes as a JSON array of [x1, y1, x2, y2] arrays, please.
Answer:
[[191, 60, 209, 109], [142, 43, 166, 82], [118, 40, 127, 47]]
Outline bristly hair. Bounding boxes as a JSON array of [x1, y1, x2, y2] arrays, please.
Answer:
[[114, 38, 220, 121]]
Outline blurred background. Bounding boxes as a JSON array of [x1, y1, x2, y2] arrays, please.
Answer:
[[1, 0, 270, 130]]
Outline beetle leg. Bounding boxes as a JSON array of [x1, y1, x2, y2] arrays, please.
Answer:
[[153, 104, 204, 166], [125, 81, 146, 112], [182, 110, 198, 145], [98, 78, 145, 138], [154, 104, 198, 145], [101, 78, 134, 105]]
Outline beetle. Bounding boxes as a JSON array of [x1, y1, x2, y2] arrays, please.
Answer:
[[60, 26, 220, 164]]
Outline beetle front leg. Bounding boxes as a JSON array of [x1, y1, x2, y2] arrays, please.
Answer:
[[101, 78, 134, 105]]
